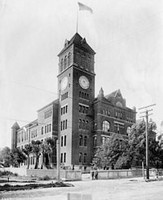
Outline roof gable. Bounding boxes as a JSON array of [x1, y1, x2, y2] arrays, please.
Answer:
[[58, 33, 95, 56], [105, 89, 123, 100]]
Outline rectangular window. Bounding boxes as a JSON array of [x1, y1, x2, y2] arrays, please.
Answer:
[[62, 120, 65, 130], [64, 153, 66, 163], [61, 136, 63, 147], [64, 135, 66, 146]]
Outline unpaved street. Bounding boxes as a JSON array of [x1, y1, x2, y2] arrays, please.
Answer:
[[1, 177, 163, 200]]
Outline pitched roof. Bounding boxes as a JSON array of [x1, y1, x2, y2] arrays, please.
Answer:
[[58, 33, 95, 56], [11, 122, 20, 129], [105, 89, 122, 100]]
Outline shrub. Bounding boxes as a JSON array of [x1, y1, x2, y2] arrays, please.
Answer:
[[0, 171, 12, 177], [38, 175, 51, 181]]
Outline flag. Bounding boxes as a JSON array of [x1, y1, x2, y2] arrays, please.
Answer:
[[78, 2, 93, 13]]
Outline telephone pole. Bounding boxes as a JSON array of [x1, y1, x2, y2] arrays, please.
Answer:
[[139, 104, 156, 180], [57, 90, 61, 182]]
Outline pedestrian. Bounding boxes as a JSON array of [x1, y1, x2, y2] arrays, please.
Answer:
[[95, 170, 98, 180], [91, 170, 94, 180]]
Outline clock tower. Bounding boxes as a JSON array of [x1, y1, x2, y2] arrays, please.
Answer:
[[57, 33, 95, 168]]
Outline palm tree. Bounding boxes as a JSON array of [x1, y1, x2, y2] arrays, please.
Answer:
[[31, 140, 41, 169], [23, 144, 32, 169], [44, 137, 57, 168]]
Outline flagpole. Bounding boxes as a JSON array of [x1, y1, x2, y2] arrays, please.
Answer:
[[76, 8, 79, 33]]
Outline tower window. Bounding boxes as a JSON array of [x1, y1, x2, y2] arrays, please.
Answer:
[[68, 52, 71, 66], [84, 136, 87, 146], [84, 153, 87, 163], [60, 58, 63, 72], [79, 152, 82, 163], [79, 135, 83, 146], [64, 55, 67, 69], [79, 119, 82, 129]]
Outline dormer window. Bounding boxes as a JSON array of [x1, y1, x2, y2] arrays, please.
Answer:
[[64, 39, 69, 48]]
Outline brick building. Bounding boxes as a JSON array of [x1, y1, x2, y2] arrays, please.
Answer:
[[11, 33, 136, 169]]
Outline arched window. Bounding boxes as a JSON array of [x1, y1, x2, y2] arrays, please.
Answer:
[[79, 135, 83, 146], [102, 121, 110, 132]]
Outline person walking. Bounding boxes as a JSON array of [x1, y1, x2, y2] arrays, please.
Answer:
[[95, 170, 98, 180], [91, 170, 94, 180]]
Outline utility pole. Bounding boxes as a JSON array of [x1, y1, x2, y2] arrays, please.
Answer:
[[139, 104, 156, 180], [57, 90, 61, 182]]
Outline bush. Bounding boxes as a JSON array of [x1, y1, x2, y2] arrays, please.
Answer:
[[0, 171, 18, 177], [39, 175, 51, 181], [0, 171, 12, 177]]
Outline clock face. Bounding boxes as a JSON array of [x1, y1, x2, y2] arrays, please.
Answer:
[[61, 76, 68, 91], [79, 76, 89, 89]]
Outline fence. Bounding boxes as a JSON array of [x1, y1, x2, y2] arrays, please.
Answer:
[[91, 169, 163, 180]]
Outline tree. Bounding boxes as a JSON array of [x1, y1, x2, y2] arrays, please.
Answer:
[[92, 133, 129, 169], [40, 137, 57, 169], [23, 144, 33, 169], [92, 120, 162, 169], [128, 120, 160, 168], [45, 137, 57, 168], [0, 147, 11, 167], [10, 148, 27, 167], [31, 140, 41, 169]]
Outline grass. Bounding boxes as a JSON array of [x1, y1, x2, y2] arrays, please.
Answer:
[[0, 181, 74, 191]]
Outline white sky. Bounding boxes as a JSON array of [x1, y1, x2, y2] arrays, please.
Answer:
[[0, 0, 163, 148]]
